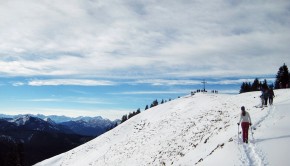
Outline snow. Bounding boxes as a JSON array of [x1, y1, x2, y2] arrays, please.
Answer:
[[44, 118, 56, 125], [10, 114, 31, 126], [35, 89, 290, 166], [251, 100, 290, 166]]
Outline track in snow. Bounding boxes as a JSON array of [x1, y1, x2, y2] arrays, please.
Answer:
[[238, 106, 275, 166]]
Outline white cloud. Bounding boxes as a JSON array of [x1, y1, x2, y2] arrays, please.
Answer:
[[0, 0, 289, 79], [28, 79, 116, 86], [6, 77, 278, 87], [21, 97, 112, 105], [26, 98, 63, 102], [12, 82, 25, 86], [130, 78, 276, 86], [133, 79, 201, 86], [208, 78, 276, 85], [112, 90, 188, 95]]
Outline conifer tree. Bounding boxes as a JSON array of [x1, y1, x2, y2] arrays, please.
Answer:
[[246, 82, 252, 92], [150, 99, 158, 107], [251, 78, 260, 91], [128, 112, 133, 119], [275, 63, 290, 89], [240, 82, 253, 93], [240, 82, 246, 93], [121, 115, 128, 123], [153, 99, 158, 106]]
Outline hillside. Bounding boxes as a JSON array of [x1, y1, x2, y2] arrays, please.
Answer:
[[36, 89, 290, 166], [0, 115, 95, 166]]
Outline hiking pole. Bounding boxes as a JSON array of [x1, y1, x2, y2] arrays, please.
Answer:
[[250, 126, 254, 143], [237, 123, 240, 144]]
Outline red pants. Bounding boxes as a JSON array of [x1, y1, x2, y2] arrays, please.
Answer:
[[241, 122, 250, 142]]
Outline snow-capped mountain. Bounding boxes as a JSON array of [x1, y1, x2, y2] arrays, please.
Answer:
[[10, 114, 33, 125], [36, 89, 290, 166], [0, 114, 117, 124], [58, 117, 118, 136], [0, 114, 118, 136], [34, 115, 113, 123], [0, 115, 95, 166], [44, 117, 56, 125], [6, 115, 65, 133]]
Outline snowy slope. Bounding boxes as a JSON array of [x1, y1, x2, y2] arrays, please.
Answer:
[[35, 89, 290, 166]]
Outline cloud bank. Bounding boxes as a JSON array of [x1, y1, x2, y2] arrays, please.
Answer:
[[1, 0, 289, 80], [27, 79, 116, 86]]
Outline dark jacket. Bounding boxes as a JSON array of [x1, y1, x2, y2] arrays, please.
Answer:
[[263, 89, 269, 98], [269, 89, 275, 98]]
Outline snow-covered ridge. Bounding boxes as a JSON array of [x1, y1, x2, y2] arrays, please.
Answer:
[[36, 89, 290, 166], [0, 114, 113, 123], [10, 114, 34, 125], [44, 118, 56, 125], [1, 114, 117, 137]]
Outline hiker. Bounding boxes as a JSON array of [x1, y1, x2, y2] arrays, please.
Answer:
[[191, 91, 195, 96], [263, 88, 269, 106], [269, 88, 275, 105], [237, 106, 252, 143], [260, 89, 265, 107]]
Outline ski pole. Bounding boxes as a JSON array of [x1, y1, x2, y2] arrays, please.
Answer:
[[237, 123, 240, 144], [251, 126, 254, 143]]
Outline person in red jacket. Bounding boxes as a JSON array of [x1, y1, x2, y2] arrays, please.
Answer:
[[237, 106, 252, 143]]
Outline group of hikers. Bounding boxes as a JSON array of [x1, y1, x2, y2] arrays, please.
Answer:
[[211, 90, 218, 94], [191, 89, 218, 96], [260, 87, 275, 107], [238, 88, 275, 144]]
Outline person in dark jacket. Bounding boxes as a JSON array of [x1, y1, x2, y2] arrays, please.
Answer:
[[263, 88, 269, 106], [260, 90, 265, 107], [269, 88, 275, 105]]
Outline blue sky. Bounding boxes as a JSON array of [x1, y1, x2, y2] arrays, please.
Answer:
[[0, 0, 289, 120]]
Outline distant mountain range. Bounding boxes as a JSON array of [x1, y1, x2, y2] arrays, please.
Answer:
[[0, 113, 120, 123], [0, 114, 120, 136], [0, 114, 120, 166]]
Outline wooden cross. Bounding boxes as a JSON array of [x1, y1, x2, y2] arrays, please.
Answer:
[[201, 79, 207, 91]]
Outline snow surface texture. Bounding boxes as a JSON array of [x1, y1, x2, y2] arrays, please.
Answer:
[[35, 89, 290, 166]]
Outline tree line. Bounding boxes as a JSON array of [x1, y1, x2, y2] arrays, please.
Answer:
[[240, 63, 290, 93], [120, 98, 172, 123], [240, 79, 271, 93]]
